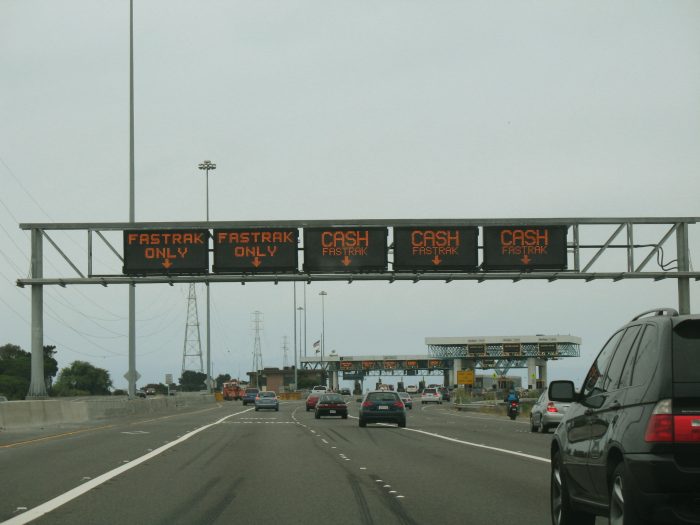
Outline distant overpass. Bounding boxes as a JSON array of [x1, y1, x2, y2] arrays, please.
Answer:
[[300, 334, 581, 390]]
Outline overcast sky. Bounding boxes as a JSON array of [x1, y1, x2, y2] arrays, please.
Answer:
[[1, 0, 699, 391]]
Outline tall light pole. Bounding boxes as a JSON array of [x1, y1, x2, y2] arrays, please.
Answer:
[[127, 0, 137, 398], [296, 306, 303, 389], [198, 160, 216, 392], [319, 290, 327, 387]]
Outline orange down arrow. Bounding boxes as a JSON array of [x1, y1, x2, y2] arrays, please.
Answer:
[[341, 256, 352, 266], [162, 259, 173, 269], [521, 255, 531, 265], [432, 255, 442, 266], [252, 257, 262, 268]]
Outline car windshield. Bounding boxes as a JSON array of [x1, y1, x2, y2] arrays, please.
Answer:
[[424, 389, 437, 394], [259, 392, 275, 398], [246, 389, 259, 394]]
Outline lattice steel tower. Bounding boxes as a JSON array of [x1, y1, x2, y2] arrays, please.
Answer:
[[182, 284, 204, 374], [251, 311, 264, 386], [282, 336, 290, 368]]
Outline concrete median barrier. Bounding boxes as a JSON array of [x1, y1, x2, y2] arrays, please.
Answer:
[[0, 393, 216, 431]]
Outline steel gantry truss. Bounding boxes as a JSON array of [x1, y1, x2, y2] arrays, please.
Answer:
[[17, 217, 699, 398]]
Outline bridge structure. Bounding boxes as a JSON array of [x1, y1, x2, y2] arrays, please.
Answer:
[[300, 334, 581, 390]]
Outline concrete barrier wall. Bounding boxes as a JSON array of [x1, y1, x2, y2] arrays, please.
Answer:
[[0, 393, 215, 431]]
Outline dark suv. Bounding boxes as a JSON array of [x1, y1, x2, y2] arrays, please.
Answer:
[[549, 308, 700, 524], [242, 387, 259, 406]]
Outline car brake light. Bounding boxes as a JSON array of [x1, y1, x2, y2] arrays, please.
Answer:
[[645, 399, 674, 442], [674, 415, 700, 442], [546, 402, 558, 413], [362, 401, 373, 408], [393, 401, 405, 409]]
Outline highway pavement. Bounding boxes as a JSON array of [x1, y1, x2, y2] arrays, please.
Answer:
[[0, 397, 601, 525]]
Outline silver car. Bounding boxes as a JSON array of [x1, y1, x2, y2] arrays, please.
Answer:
[[254, 391, 279, 411], [529, 388, 569, 433]]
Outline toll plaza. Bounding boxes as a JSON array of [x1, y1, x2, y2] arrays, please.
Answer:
[[300, 334, 581, 391]]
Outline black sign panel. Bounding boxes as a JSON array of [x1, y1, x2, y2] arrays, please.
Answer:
[[393, 227, 478, 271], [303, 227, 388, 272], [468, 344, 485, 355], [213, 229, 298, 273], [503, 343, 521, 356], [483, 226, 568, 271], [123, 230, 209, 274], [539, 343, 557, 355]]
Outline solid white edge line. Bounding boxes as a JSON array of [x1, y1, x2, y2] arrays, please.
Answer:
[[402, 427, 550, 463], [348, 413, 548, 464], [2, 408, 254, 525]]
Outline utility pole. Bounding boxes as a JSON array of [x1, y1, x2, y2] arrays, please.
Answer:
[[198, 160, 216, 392], [251, 311, 264, 388]]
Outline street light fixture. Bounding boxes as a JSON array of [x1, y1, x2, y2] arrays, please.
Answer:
[[319, 291, 327, 388], [198, 159, 216, 392]]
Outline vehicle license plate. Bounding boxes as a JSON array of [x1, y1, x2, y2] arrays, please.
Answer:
[[329, 410, 336, 414], [379, 405, 389, 410]]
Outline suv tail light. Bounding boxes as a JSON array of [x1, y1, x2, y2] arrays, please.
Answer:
[[645, 399, 674, 442], [546, 402, 558, 413], [674, 415, 700, 442], [393, 401, 405, 409], [361, 401, 373, 408]]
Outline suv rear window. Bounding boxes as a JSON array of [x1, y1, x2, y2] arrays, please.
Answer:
[[673, 320, 700, 382], [423, 388, 437, 394], [245, 388, 259, 394]]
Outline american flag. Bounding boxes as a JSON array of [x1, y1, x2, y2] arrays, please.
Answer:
[[313, 340, 320, 353]]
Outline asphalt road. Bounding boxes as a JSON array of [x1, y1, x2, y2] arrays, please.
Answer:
[[0, 398, 593, 525]]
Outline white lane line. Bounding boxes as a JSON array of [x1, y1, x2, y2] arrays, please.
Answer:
[[3, 407, 254, 525], [322, 439, 329, 444], [402, 427, 550, 464]]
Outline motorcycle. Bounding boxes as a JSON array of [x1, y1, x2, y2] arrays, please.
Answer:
[[508, 401, 519, 420]]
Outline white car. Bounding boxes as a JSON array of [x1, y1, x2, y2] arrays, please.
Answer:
[[311, 385, 328, 394], [405, 385, 418, 394], [421, 387, 442, 404]]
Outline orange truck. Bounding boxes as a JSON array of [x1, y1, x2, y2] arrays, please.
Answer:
[[222, 380, 244, 401]]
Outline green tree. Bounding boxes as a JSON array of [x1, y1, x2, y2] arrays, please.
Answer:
[[53, 361, 113, 396], [179, 370, 207, 392], [0, 343, 59, 400], [215, 373, 231, 390]]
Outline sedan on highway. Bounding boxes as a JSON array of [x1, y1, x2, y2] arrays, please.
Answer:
[[305, 393, 321, 411], [254, 391, 279, 411], [398, 391, 413, 410], [529, 388, 568, 433], [315, 393, 348, 419], [359, 390, 406, 428]]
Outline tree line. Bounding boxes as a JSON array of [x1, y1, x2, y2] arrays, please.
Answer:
[[0, 343, 221, 400]]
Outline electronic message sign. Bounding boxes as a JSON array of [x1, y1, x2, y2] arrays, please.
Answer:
[[123, 230, 209, 274], [393, 227, 478, 271], [539, 343, 557, 356], [213, 229, 298, 273], [468, 344, 486, 356], [503, 343, 521, 356], [303, 227, 388, 272], [483, 226, 568, 271]]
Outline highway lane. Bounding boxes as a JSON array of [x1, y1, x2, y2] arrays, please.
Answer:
[[0, 398, 587, 524]]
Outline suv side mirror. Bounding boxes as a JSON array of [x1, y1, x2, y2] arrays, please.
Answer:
[[549, 380, 576, 402]]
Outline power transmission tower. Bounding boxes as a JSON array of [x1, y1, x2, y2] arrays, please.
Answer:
[[251, 311, 264, 387], [182, 284, 204, 375], [282, 336, 289, 368]]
